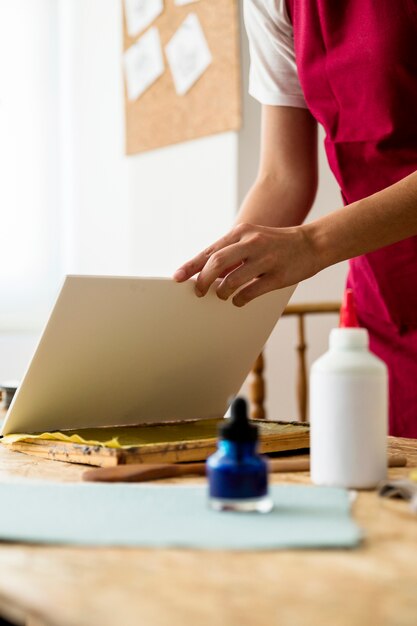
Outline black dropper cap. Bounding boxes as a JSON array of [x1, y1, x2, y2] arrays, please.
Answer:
[[220, 397, 258, 443]]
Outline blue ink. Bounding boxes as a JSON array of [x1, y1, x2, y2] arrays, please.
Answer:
[[206, 397, 273, 513]]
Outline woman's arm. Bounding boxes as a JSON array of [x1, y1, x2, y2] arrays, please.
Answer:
[[307, 170, 417, 269], [174, 113, 417, 307], [236, 105, 318, 227], [174, 170, 417, 306]]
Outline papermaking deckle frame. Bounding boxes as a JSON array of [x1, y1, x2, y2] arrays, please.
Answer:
[[122, 0, 242, 154]]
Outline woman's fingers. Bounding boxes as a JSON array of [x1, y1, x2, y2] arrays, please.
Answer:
[[216, 261, 263, 300], [173, 225, 248, 282], [173, 252, 210, 282], [194, 242, 252, 296], [232, 274, 278, 307]]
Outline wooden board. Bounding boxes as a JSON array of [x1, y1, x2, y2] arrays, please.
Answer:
[[2, 419, 310, 468], [123, 0, 241, 154]]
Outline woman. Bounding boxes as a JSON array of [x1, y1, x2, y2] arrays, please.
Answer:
[[174, 0, 417, 438]]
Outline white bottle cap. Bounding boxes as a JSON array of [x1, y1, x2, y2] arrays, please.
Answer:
[[329, 327, 369, 350]]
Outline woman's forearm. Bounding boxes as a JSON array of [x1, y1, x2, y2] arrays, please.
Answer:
[[307, 170, 417, 271], [236, 104, 318, 229], [236, 171, 317, 229]]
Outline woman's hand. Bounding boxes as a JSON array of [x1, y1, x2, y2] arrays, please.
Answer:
[[173, 222, 321, 306]]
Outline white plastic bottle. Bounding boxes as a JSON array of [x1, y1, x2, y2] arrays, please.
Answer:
[[310, 290, 388, 489]]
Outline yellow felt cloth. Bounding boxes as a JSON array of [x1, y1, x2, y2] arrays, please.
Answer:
[[2, 420, 308, 451], [1, 419, 223, 450]]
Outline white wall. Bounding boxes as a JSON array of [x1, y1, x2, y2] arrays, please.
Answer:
[[1, 0, 347, 422], [59, 0, 237, 278], [0, 0, 60, 381], [0, 0, 61, 331]]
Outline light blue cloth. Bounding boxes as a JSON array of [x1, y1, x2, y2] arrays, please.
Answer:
[[0, 483, 361, 550]]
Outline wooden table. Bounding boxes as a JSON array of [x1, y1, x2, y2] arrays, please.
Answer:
[[0, 437, 415, 626]]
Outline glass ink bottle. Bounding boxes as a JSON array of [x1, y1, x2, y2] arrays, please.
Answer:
[[206, 397, 273, 513]]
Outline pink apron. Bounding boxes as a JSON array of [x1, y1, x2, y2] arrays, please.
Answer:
[[286, 0, 417, 437]]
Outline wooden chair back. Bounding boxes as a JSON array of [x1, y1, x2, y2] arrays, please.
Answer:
[[250, 302, 341, 422]]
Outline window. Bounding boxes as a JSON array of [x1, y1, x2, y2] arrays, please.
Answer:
[[0, 1, 61, 331]]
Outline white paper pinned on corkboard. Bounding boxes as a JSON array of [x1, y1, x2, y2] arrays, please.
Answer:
[[122, 0, 241, 155]]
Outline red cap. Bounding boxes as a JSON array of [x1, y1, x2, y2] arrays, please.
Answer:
[[339, 289, 360, 328]]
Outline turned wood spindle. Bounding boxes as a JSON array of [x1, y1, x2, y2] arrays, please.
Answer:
[[296, 314, 308, 423], [249, 302, 341, 422], [250, 352, 265, 420]]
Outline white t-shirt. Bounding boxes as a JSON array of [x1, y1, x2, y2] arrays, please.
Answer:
[[244, 0, 307, 108]]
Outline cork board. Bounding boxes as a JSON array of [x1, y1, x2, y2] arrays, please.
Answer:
[[122, 0, 242, 155]]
